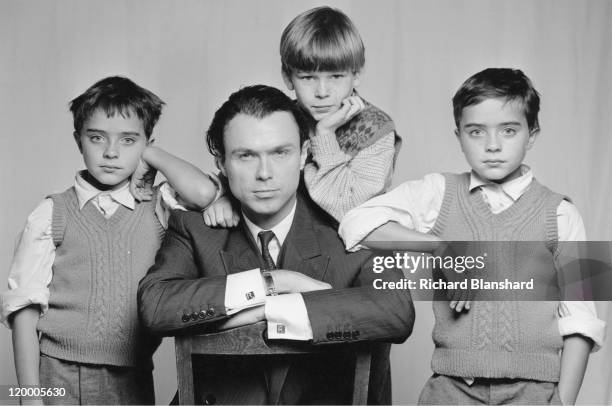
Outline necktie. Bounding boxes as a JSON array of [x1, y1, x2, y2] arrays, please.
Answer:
[[258, 230, 277, 270]]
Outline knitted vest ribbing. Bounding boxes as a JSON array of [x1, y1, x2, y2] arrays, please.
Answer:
[[429, 173, 564, 382], [38, 187, 164, 367]]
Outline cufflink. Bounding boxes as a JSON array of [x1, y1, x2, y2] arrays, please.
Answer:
[[245, 291, 255, 300]]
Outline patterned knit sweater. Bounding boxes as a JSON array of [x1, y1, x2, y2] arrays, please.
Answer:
[[37, 187, 164, 368], [303, 98, 401, 221], [428, 172, 564, 382]]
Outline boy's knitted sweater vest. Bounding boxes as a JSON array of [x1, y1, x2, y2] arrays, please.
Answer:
[[429, 173, 564, 382], [336, 99, 398, 154], [38, 187, 164, 367]]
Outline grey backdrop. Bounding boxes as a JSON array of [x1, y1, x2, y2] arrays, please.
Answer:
[[1, 0, 610, 404]]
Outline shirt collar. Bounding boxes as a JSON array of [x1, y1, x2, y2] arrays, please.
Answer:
[[468, 164, 534, 201], [242, 200, 297, 248], [74, 171, 136, 210]]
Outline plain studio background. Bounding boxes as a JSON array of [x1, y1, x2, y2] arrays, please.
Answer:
[[1, 1, 610, 404]]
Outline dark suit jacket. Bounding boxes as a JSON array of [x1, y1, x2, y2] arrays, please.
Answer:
[[138, 196, 414, 404]]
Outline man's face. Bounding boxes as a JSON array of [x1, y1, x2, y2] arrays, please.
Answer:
[[75, 108, 148, 190], [218, 111, 307, 229], [283, 70, 360, 121], [456, 98, 538, 183]]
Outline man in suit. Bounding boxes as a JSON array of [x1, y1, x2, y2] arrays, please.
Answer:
[[138, 85, 414, 405]]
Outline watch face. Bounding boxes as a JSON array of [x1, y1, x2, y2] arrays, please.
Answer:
[[263, 271, 278, 296]]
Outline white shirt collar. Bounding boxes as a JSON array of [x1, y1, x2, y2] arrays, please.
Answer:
[[468, 164, 534, 201], [74, 171, 136, 210], [242, 200, 297, 248]]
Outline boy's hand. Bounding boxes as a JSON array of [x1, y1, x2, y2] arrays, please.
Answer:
[[434, 242, 473, 313], [315, 95, 365, 135], [202, 195, 240, 228], [130, 158, 156, 202]]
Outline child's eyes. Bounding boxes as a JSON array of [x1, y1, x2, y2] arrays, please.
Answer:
[[121, 137, 136, 145], [298, 75, 314, 81], [469, 129, 485, 137], [331, 74, 346, 79], [89, 135, 105, 143], [500, 128, 517, 136]]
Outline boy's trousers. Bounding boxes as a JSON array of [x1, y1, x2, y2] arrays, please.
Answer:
[[39, 354, 154, 405], [418, 374, 561, 405]]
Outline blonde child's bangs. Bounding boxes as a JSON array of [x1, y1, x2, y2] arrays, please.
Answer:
[[282, 28, 364, 74]]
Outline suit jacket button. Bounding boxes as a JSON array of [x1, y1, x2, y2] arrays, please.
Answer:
[[206, 307, 215, 317], [198, 310, 207, 319], [181, 314, 190, 323], [190, 312, 198, 321], [334, 331, 342, 340], [326, 332, 334, 340], [343, 331, 351, 339], [202, 393, 216, 405]]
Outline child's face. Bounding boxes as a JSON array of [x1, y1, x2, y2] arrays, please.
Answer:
[[283, 70, 360, 121], [455, 98, 538, 183], [74, 108, 148, 190]]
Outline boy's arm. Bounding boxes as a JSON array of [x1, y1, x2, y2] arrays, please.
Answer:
[[338, 173, 446, 251], [139, 146, 218, 210], [304, 131, 396, 221], [363, 221, 442, 252], [558, 334, 593, 405], [12, 306, 43, 404]]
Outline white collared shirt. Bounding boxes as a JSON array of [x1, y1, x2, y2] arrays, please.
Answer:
[[242, 201, 296, 265], [224, 199, 313, 340], [0, 172, 190, 326], [339, 165, 605, 351]]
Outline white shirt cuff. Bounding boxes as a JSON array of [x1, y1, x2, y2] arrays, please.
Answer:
[[265, 293, 313, 340], [558, 301, 607, 352], [339, 209, 395, 252], [224, 268, 266, 315], [0, 288, 49, 328]]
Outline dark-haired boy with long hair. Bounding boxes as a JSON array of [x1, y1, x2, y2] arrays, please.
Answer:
[[340, 68, 605, 404], [1, 76, 220, 404]]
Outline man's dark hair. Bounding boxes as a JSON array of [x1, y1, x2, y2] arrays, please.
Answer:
[[69, 76, 165, 139], [452, 68, 541, 132], [207, 85, 310, 159]]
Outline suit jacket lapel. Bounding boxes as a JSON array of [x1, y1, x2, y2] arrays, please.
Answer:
[[281, 197, 330, 282], [220, 222, 264, 274]]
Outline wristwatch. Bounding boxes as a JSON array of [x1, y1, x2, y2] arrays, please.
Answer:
[[262, 271, 278, 296]]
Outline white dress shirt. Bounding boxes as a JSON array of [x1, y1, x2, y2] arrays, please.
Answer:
[[224, 199, 313, 340], [0, 172, 195, 326], [339, 165, 606, 351]]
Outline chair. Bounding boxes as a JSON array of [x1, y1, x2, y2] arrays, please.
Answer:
[[175, 321, 372, 405]]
